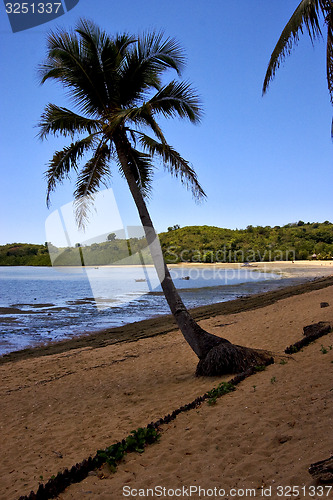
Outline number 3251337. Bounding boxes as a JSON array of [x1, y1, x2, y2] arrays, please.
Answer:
[[5, 3, 62, 14]]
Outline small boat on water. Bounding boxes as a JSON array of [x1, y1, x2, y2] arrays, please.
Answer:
[[135, 278, 146, 282]]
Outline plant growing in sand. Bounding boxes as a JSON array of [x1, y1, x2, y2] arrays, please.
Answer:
[[254, 365, 266, 372], [97, 426, 159, 472], [206, 381, 236, 405], [320, 344, 332, 354], [38, 19, 273, 376]]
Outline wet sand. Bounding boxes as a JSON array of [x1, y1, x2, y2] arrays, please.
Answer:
[[1, 275, 333, 366], [0, 276, 332, 499]]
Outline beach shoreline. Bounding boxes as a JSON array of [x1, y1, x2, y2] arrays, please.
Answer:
[[0, 278, 332, 499], [1, 274, 332, 366], [45, 259, 333, 272], [70, 259, 333, 268], [1, 261, 332, 359]]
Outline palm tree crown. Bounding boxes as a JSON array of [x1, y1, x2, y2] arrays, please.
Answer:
[[39, 19, 273, 376], [263, 0, 333, 135], [38, 19, 205, 227]]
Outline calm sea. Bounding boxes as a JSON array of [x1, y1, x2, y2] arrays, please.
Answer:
[[0, 265, 329, 355]]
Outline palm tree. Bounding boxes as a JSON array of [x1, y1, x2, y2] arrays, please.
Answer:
[[38, 19, 272, 375], [263, 0, 333, 136]]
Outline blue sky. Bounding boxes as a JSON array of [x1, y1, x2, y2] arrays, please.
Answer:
[[0, 0, 332, 245]]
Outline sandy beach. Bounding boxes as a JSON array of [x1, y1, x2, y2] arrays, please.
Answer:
[[0, 275, 332, 499]]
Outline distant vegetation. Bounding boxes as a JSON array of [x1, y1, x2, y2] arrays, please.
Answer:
[[48, 238, 152, 267], [161, 221, 333, 263], [0, 238, 152, 267], [0, 243, 52, 266], [0, 221, 332, 266]]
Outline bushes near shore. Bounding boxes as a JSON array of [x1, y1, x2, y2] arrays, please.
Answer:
[[161, 221, 333, 263], [0, 221, 332, 266]]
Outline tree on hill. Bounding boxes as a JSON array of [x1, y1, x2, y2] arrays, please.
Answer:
[[263, 0, 333, 137], [167, 224, 180, 231], [38, 19, 272, 376]]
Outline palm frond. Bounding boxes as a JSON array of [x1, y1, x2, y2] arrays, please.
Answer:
[[118, 31, 186, 106], [73, 142, 111, 228], [101, 34, 136, 105], [77, 20, 136, 105], [148, 80, 202, 123], [76, 18, 106, 50], [123, 147, 155, 198], [39, 22, 108, 116], [40, 22, 205, 226], [45, 135, 95, 207], [131, 110, 166, 143], [37, 104, 100, 139], [100, 104, 167, 145], [136, 31, 186, 75], [138, 133, 206, 200], [326, 6, 333, 105], [113, 105, 167, 143], [263, 0, 325, 94], [75, 19, 119, 106], [327, 6, 333, 138]]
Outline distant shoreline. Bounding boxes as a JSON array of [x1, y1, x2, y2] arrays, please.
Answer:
[[1, 273, 332, 365], [1, 259, 332, 269], [2, 222, 333, 265], [1, 277, 332, 498]]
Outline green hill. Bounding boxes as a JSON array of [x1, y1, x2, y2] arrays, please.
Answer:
[[0, 243, 52, 266], [160, 221, 333, 263], [0, 221, 332, 266]]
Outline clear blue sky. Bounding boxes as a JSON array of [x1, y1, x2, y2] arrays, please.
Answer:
[[0, 0, 332, 245]]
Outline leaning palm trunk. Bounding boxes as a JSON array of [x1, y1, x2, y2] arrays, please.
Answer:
[[39, 21, 273, 376], [115, 135, 273, 375]]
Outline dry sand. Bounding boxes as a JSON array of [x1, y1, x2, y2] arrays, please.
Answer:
[[0, 281, 332, 499]]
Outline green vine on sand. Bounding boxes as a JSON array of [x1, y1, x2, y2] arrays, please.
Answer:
[[254, 365, 267, 372], [207, 381, 236, 405], [19, 361, 274, 500], [18, 320, 333, 500], [97, 427, 160, 472]]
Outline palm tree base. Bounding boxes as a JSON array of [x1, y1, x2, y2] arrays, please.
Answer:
[[195, 342, 274, 376]]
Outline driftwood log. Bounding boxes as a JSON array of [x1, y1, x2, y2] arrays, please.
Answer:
[[285, 321, 332, 354], [303, 321, 331, 337], [309, 456, 333, 483]]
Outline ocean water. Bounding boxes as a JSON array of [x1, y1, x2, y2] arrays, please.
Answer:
[[0, 265, 329, 356]]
